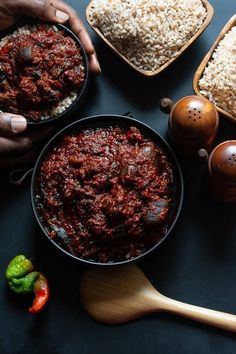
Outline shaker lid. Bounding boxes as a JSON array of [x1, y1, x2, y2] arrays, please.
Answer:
[[209, 141, 236, 183], [170, 95, 219, 143]]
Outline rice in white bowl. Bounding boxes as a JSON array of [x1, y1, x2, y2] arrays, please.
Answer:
[[0, 24, 85, 121], [89, 0, 207, 72], [199, 27, 236, 117]]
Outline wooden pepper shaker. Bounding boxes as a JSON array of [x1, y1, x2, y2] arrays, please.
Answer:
[[199, 141, 236, 203], [160, 95, 219, 158]]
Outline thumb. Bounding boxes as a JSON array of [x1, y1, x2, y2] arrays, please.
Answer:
[[37, 2, 69, 24], [0, 113, 27, 135]]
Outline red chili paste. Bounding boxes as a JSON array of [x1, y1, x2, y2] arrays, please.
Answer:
[[0, 26, 85, 121], [36, 126, 174, 263]]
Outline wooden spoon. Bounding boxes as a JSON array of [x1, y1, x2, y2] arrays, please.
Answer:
[[80, 264, 236, 332]]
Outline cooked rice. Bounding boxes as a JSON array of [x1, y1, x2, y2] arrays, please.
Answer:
[[199, 26, 236, 117], [41, 91, 78, 120], [90, 0, 207, 71], [0, 24, 80, 120]]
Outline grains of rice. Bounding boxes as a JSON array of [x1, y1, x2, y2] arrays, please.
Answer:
[[0, 24, 81, 120], [41, 91, 77, 120], [90, 0, 207, 72], [199, 26, 236, 117]]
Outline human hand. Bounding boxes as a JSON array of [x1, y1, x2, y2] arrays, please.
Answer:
[[0, 0, 101, 74], [0, 113, 50, 169]]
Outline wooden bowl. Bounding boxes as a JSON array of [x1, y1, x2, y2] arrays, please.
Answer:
[[193, 15, 236, 123], [86, 0, 214, 77]]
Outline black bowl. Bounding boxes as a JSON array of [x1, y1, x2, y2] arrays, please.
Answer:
[[31, 114, 184, 266], [0, 20, 89, 126]]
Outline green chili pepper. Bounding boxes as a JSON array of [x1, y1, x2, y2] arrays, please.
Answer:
[[8, 271, 39, 294], [5, 255, 49, 312], [6, 255, 33, 281]]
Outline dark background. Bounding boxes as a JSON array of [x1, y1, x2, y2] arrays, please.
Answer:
[[1, 0, 236, 353]]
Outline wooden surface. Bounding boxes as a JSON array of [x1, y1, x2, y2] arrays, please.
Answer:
[[80, 264, 236, 332], [86, 0, 214, 77], [193, 15, 236, 123]]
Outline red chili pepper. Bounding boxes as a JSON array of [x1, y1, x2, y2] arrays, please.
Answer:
[[29, 273, 49, 313]]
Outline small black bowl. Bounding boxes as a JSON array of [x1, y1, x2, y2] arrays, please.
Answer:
[[0, 20, 89, 126], [31, 114, 184, 266]]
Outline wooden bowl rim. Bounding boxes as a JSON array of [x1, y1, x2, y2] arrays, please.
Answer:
[[193, 14, 236, 123], [86, 0, 214, 77]]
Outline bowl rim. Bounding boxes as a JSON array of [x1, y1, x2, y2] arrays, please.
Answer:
[[86, 0, 214, 77], [0, 20, 89, 126], [31, 114, 184, 266], [193, 14, 236, 123]]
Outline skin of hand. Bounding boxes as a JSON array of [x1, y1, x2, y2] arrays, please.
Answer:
[[0, 0, 100, 169], [0, 113, 52, 169]]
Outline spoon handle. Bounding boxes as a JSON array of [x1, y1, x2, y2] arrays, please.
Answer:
[[155, 294, 236, 332]]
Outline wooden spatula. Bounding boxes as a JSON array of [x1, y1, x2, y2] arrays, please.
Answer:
[[80, 264, 236, 332]]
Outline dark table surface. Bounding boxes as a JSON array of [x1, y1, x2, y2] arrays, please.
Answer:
[[1, 1, 236, 353]]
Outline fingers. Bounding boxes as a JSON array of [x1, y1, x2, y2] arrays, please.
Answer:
[[89, 53, 101, 76], [56, 1, 94, 53], [76, 30, 101, 75], [8, 0, 69, 24], [36, 0, 69, 24], [0, 127, 52, 155], [4, 0, 101, 74], [0, 126, 53, 170], [27, 127, 54, 144], [0, 113, 27, 136], [0, 136, 33, 155], [0, 149, 37, 170], [53, 0, 101, 75], [31, 0, 101, 74]]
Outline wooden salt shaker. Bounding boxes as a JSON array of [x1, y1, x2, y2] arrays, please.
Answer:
[[160, 95, 219, 158], [199, 141, 236, 203]]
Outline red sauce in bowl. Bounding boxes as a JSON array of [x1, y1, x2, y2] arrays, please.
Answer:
[[0, 25, 85, 121], [36, 126, 174, 263]]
